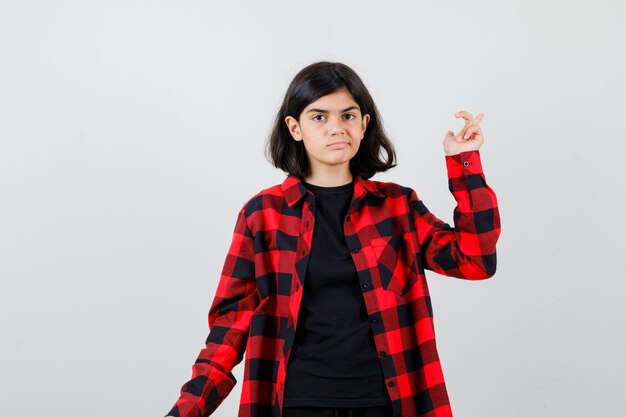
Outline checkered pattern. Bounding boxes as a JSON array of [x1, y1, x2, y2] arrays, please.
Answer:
[[166, 149, 501, 417]]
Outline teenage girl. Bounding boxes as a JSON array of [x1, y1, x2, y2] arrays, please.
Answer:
[[165, 61, 499, 417]]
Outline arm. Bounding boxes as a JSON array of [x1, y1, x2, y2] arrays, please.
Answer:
[[410, 149, 501, 279], [166, 205, 259, 417]]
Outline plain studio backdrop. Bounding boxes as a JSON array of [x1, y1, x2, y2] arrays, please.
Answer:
[[1, 1, 624, 416]]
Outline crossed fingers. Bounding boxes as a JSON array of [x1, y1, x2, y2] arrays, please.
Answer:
[[454, 111, 484, 142]]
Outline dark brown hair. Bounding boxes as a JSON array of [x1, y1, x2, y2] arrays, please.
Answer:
[[264, 61, 397, 180]]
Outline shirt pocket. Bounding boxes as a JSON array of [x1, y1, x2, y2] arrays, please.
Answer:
[[369, 233, 418, 296]]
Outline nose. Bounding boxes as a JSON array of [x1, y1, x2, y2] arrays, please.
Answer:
[[327, 116, 346, 135]]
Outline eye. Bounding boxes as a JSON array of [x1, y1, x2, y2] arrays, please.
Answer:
[[344, 114, 357, 120], [313, 114, 325, 121]]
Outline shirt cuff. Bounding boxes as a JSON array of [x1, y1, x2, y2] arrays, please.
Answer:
[[445, 149, 483, 178]]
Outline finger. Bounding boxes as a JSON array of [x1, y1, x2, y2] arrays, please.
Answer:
[[456, 111, 485, 131], [455, 111, 474, 124], [462, 113, 484, 137], [470, 113, 484, 127], [447, 130, 463, 142], [465, 125, 484, 140], [463, 125, 478, 139]]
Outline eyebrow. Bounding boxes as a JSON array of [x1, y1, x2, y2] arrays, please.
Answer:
[[305, 105, 360, 114]]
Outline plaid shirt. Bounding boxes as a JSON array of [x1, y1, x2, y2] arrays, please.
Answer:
[[166, 149, 501, 417]]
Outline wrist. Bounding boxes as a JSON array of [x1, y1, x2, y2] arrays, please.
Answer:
[[445, 149, 483, 177]]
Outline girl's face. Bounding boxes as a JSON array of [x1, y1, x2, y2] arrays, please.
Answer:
[[285, 87, 370, 179]]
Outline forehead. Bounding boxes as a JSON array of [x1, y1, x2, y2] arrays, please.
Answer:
[[303, 88, 360, 112]]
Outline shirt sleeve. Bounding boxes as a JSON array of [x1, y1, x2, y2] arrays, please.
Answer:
[[165, 205, 259, 417], [408, 149, 501, 279]]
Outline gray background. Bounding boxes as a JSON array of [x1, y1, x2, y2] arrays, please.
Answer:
[[1, 0, 624, 416]]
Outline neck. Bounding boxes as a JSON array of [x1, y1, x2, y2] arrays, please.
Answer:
[[303, 170, 353, 187]]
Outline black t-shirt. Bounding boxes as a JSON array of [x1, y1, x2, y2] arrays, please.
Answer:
[[283, 177, 390, 408]]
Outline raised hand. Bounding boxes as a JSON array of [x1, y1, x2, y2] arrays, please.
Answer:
[[443, 111, 485, 156]]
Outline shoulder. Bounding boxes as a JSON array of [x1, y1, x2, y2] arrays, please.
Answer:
[[368, 180, 421, 220], [238, 181, 285, 217], [368, 178, 416, 200]]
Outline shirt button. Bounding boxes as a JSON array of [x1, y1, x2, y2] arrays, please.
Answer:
[[346, 215, 351, 222], [463, 160, 470, 167], [380, 351, 386, 357], [387, 381, 395, 387], [351, 248, 360, 253], [370, 317, 377, 323], [361, 283, 369, 289]]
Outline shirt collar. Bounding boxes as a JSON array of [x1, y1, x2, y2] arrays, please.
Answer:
[[281, 173, 385, 208]]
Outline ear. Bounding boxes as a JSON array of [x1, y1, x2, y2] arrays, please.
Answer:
[[284, 116, 302, 141], [361, 114, 370, 137]]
